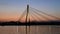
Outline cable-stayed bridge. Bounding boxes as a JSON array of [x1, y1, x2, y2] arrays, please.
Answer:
[[0, 4, 60, 34], [17, 4, 60, 34], [0, 0, 60, 34], [18, 4, 60, 22], [0, 4, 60, 25]]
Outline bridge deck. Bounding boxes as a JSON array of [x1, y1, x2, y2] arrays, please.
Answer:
[[0, 21, 60, 26]]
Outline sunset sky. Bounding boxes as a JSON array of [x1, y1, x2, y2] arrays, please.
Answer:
[[0, 0, 60, 21]]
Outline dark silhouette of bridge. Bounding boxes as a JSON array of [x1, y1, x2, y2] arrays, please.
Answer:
[[18, 4, 60, 22], [0, 4, 60, 25], [0, 0, 60, 34], [18, 4, 60, 34], [0, 4, 60, 34]]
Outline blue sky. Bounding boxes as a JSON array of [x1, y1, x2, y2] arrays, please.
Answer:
[[0, 0, 60, 21]]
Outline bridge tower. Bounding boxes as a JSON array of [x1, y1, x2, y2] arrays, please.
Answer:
[[26, 4, 29, 23], [26, 4, 30, 34]]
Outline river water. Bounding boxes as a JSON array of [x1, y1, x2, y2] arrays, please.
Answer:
[[0, 25, 60, 34]]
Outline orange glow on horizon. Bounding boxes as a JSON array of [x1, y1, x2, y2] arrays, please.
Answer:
[[0, 14, 59, 22]]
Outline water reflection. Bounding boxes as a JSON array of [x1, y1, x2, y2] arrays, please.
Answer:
[[0, 26, 60, 34]]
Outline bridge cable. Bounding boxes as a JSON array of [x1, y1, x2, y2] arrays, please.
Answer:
[[30, 7, 60, 20], [18, 9, 27, 22], [30, 8, 51, 21], [31, 11, 43, 21]]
